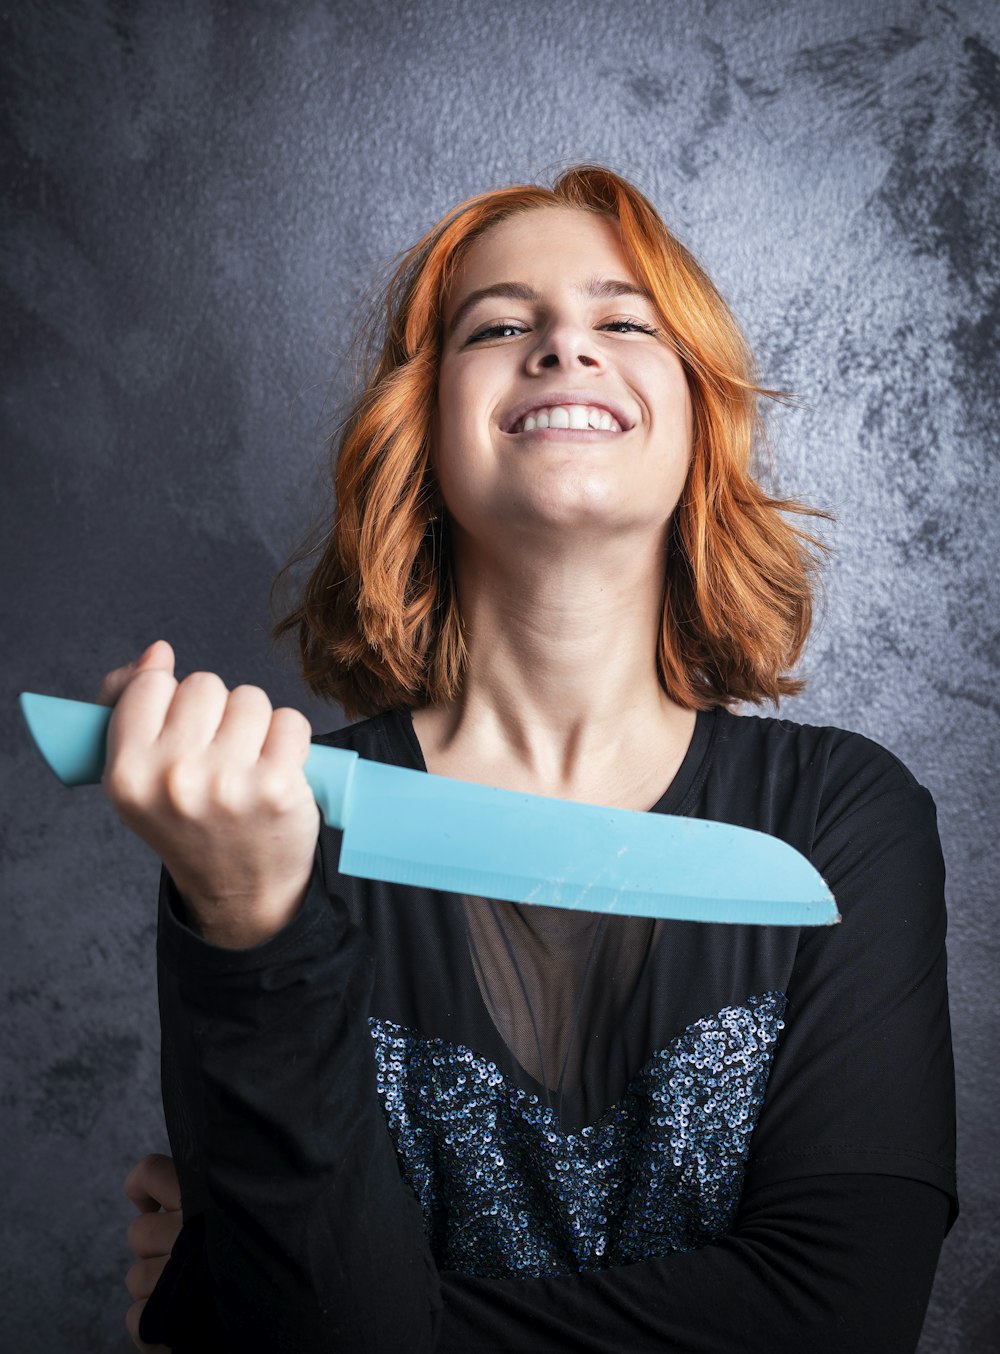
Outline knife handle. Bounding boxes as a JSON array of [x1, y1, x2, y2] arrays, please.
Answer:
[[17, 692, 358, 831]]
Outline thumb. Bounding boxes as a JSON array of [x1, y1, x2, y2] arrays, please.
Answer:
[[95, 640, 176, 706], [132, 639, 175, 674]]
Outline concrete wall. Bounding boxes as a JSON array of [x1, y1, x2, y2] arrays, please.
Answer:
[[2, 1, 997, 1348]]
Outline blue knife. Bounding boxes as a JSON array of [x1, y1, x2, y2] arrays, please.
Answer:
[[18, 692, 839, 927]]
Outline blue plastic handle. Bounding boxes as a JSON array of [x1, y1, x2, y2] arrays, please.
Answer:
[[17, 692, 360, 830]]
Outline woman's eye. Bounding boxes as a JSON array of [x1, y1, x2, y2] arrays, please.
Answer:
[[602, 319, 658, 335], [467, 322, 527, 343], [465, 317, 659, 344]]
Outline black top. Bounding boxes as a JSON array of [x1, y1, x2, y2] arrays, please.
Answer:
[[142, 707, 958, 1353]]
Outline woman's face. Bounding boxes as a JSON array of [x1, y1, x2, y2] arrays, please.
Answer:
[[435, 206, 693, 549]]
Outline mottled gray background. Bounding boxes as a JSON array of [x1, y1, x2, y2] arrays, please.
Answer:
[[2, 0, 998, 1349]]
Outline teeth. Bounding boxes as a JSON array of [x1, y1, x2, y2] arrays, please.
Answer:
[[516, 404, 621, 433]]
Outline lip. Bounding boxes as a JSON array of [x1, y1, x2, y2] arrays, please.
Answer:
[[500, 390, 634, 435]]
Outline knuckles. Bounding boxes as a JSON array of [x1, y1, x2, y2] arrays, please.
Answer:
[[163, 759, 304, 818], [254, 765, 301, 812], [103, 761, 153, 813], [161, 758, 211, 813], [110, 755, 306, 820]]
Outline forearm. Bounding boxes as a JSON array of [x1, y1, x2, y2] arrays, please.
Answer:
[[149, 862, 442, 1353], [437, 1174, 950, 1354]]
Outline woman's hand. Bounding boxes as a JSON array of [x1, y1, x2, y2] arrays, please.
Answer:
[[97, 640, 320, 949], [123, 1152, 181, 1353]]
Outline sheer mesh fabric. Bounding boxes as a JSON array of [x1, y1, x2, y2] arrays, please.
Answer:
[[462, 897, 661, 1116]]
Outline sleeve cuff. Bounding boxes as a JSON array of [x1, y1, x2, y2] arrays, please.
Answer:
[[138, 1213, 221, 1351], [157, 844, 342, 979]]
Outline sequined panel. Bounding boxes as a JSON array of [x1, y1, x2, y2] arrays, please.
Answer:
[[369, 991, 787, 1279]]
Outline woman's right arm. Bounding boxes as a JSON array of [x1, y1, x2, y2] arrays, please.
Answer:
[[102, 642, 442, 1350], [143, 857, 442, 1352]]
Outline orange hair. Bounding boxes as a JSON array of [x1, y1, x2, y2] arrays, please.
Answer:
[[271, 164, 828, 720]]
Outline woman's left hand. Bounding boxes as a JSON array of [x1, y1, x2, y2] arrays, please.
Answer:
[[123, 1152, 181, 1352]]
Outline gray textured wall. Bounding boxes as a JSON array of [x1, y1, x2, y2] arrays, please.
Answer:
[[2, 1, 998, 1349]]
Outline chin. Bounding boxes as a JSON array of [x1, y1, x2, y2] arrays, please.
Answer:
[[512, 501, 658, 537]]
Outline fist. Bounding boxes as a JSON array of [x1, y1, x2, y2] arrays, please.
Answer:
[[97, 641, 320, 948]]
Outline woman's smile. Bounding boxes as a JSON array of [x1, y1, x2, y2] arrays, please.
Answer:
[[501, 392, 632, 435]]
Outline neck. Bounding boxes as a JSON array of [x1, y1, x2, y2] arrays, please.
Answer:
[[415, 526, 696, 798]]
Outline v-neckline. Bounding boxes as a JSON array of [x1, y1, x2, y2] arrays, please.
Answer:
[[381, 705, 722, 1132]]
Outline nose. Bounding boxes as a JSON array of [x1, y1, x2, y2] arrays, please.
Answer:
[[525, 318, 600, 372]]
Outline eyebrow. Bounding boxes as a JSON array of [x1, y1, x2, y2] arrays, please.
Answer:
[[445, 276, 655, 338]]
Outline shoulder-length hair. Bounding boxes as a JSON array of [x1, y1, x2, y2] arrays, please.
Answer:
[[272, 164, 827, 721]]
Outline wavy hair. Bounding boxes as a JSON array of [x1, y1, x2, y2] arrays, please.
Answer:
[[272, 164, 828, 720]]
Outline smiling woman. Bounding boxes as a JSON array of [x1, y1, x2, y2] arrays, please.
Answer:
[[275, 167, 825, 723], [109, 165, 956, 1354]]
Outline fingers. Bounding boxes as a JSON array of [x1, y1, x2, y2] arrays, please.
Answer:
[[124, 1223, 179, 1354], [124, 1152, 181, 1213], [123, 1154, 179, 1352], [125, 1254, 168, 1302], [158, 670, 231, 758], [96, 640, 175, 707], [208, 682, 274, 765], [260, 705, 314, 769], [127, 1207, 182, 1259], [105, 670, 225, 810], [102, 657, 308, 787], [115, 676, 277, 772]]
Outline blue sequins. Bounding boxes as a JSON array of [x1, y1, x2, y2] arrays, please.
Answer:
[[369, 992, 787, 1279]]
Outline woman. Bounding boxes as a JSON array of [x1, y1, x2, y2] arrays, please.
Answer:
[[104, 166, 956, 1352]]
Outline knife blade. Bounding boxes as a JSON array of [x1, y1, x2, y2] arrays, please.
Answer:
[[18, 692, 839, 927]]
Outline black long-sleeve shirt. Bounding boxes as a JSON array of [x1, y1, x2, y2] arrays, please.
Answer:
[[142, 706, 958, 1352]]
